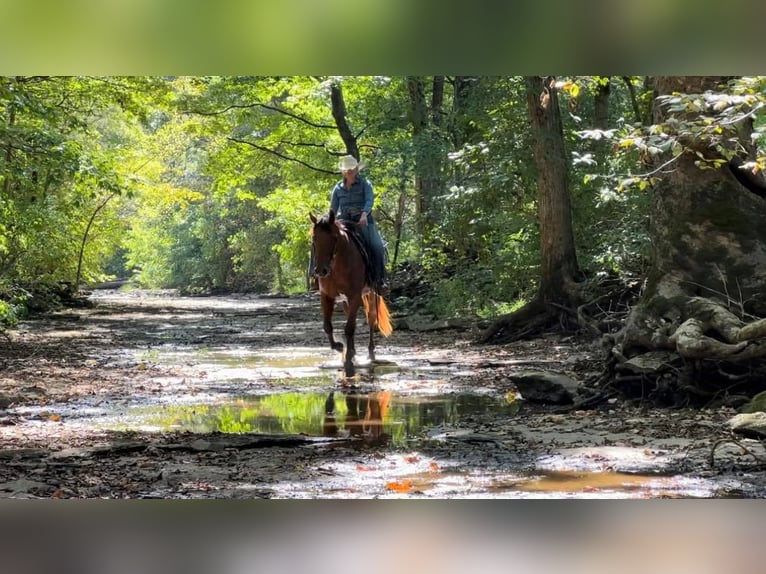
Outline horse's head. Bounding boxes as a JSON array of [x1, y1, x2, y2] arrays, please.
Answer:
[[310, 210, 341, 278]]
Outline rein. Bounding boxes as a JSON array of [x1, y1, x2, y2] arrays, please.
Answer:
[[313, 225, 342, 277]]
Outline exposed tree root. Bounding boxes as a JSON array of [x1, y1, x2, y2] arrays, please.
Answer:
[[709, 436, 766, 468], [607, 289, 766, 406], [479, 276, 640, 345], [621, 295, 766, 362], [478, 299, 562, 344]]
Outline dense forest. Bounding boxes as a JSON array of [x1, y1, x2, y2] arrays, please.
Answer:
[[4, 75, 766, 406]]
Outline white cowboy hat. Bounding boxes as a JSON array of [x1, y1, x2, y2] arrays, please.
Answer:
[[338, 155, 366, 172]]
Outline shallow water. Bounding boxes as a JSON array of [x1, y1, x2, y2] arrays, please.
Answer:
[[5, 290, 758, 499]]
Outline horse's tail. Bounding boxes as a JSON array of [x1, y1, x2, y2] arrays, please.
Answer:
[[376, 295, 393, 337], [363, 292, 393, 337]]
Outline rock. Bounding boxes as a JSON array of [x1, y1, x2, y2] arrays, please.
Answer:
[[728, 412, 766, 438], [620, 351, 681, 374], [0, 394, 23, 409], [189, 439, 214, 451], [0, 478, 55, 495], [740, 391, 766, 414], [508, 371, 581, 405]]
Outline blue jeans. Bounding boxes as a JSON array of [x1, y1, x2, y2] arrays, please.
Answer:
[[345, 215, 387, 286]]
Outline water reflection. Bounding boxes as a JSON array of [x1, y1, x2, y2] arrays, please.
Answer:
[[322, 391, 392, 446], [109, 391, 518, 446]]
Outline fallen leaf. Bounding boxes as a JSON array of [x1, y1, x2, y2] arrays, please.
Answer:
[[385, 479, 412, 493], [356, 465, 375, 472], [404, 455, 420, 464], [48, 414, 62, 422], [429, 462, 440, 473]]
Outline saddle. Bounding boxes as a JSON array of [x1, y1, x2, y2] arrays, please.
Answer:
[[339, 220, 377, 288]]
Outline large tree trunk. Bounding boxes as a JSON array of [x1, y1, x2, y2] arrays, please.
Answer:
[[480, 77, 581, 344], [613, 76, 766, 406], [407, 76, 443, 242], [529, 76, 581, 303]]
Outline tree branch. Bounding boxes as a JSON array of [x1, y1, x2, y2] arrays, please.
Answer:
[[185, 102, 336, 130], [330, 83, 359, 158], [228, 137, 336, 174], [621, 76, 643, 125]]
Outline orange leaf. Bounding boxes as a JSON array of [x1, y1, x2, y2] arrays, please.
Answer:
[[385, 479, 413, 493], [404, 455, 420, 464], [49, 414, 62, 422], [429, 462, 440, 473]]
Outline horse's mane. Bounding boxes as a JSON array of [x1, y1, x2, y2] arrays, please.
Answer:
[[316, 212, 376, 287]]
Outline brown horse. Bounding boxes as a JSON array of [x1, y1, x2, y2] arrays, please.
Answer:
[[310, 210, 393, 376]]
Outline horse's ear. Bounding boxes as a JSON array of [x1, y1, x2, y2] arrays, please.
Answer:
[[309, 213, 318, 224], [328, 210, 335, 224]]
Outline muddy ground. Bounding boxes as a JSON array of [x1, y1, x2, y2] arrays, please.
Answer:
[[0, 289, 765, 499]]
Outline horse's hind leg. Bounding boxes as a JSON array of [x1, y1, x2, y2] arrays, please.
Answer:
[[343, 296, 362, 377], [321, 295, 344, 355]]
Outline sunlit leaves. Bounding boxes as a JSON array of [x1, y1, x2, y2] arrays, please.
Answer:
[[554, 79, 580, 98], [572, 151, 596, 167]]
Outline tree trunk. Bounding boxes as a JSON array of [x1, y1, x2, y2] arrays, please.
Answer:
[[330, 82, 359, 159], [407, 76, 443, 242], [452, 76, 481, 147], [528, 76, 581, 304], [593, 78, 610, 130], [613, 76, 766, 406], [480, 77, 581, 344], [431, 76, 444, 127], [75, 192, 116, 290]]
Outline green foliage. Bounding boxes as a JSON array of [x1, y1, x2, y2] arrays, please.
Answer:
[[0, 297, 22, 329], [0, 76, 169, 310], [10, 74, 737, 321]]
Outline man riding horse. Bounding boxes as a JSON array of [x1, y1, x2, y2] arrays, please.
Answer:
[[311, 154, 388, 295]]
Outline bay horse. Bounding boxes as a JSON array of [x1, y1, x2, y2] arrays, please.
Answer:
[[310, 210, 393, 376]]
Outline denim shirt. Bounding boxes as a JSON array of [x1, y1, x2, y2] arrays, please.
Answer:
[[330, 176, 374, 221]]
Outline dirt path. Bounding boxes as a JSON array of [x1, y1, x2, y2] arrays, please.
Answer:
[[0, 289, 764, 498]]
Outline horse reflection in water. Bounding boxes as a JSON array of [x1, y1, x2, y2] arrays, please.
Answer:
[[322, 390, 392, 446]]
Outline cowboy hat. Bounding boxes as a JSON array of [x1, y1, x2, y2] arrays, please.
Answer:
[[338, 155, 366, 172]]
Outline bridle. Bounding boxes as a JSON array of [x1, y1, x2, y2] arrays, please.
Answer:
[[312, 223, 341, 277]]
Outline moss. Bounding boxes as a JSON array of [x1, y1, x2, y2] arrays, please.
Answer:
[[741, 391, 766, 413]]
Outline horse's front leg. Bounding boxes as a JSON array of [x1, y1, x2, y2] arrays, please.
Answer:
[[343, 295, 362, 376], [321, 295, 344, 354]]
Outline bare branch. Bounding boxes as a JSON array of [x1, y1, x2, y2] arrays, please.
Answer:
[[330, 83, 358, 157], [185, 102, 336, 130], [620, 76, 643, 125], [228, 137, 336, 174]]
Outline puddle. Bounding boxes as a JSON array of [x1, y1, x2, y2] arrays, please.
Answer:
[[135, 346, 330, 382], [269, 453, 726, 499], [15, 391, 520, 447]]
